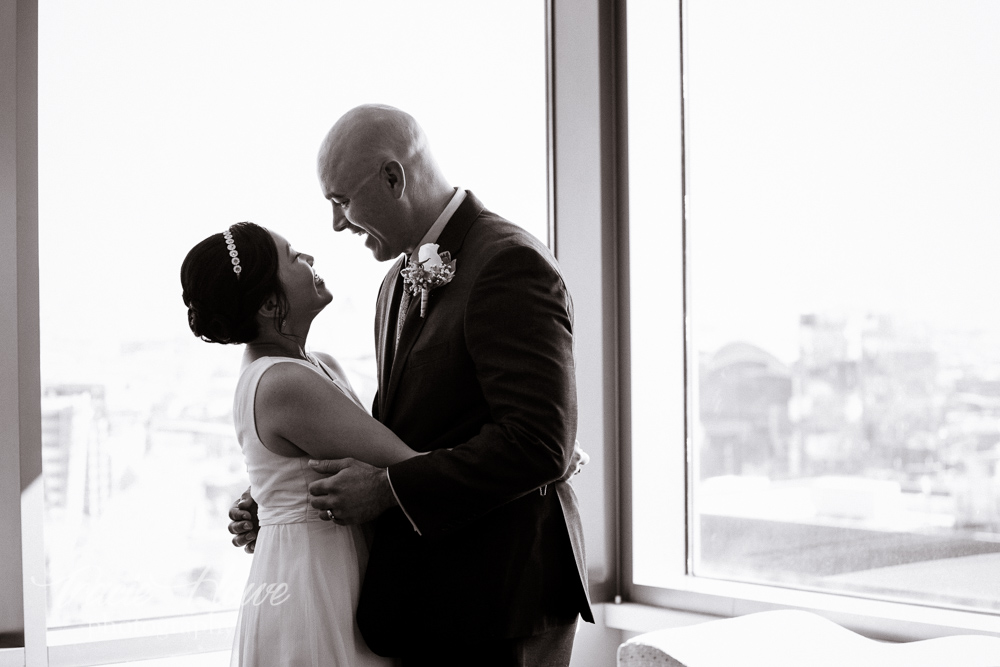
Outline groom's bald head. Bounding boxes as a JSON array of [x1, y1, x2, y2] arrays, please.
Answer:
[[316, 105, 455, 261], [317, 104, 427, 185]]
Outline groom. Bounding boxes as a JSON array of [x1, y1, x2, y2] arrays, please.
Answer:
[[233, 104, 592, 666]]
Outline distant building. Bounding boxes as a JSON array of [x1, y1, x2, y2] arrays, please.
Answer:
[[794, 313, 941, 475], [794, 314, 866, 474], [699, 342, 793, 478], [41, 385, 111, 520]]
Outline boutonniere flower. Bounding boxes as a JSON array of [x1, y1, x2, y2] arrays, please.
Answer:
[[401, 243, 457, 317]]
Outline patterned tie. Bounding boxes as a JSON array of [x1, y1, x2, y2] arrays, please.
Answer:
[[395, 263, 411, 351]]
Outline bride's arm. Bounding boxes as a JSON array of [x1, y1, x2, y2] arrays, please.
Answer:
[[253, 362, 417, 467]]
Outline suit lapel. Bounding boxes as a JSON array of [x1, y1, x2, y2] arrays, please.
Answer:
[[376, 256, 407, 419], [382, 283, 425, 414], [381, 191, 485, 417]]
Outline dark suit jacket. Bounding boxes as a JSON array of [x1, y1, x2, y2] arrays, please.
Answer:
[[356, 191, 593, 655]]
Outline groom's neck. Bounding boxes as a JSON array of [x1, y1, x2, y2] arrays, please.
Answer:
[[405, 183, 458, 252]]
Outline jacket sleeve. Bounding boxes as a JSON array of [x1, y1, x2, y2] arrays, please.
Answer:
[[384, 243, 578, 535]]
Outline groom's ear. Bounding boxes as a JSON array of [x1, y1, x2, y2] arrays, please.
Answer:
[[381, 160, 406, 200]]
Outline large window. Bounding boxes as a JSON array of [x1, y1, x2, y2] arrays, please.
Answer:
[[37, 0, 547, 633], [630, 0, 1000, 624], [11, 0, 999, 663]]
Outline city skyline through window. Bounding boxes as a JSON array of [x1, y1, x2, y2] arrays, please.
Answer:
[[684, 0, 1000, 612]]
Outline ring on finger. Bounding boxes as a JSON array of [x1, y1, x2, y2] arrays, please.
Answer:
[[326, 509, 336, 521]]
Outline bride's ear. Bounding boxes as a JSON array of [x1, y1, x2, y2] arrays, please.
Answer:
[[258, 297, 280, 320]]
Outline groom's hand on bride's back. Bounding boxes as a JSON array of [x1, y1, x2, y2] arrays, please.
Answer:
[[307, 458, 398, 525], [227, 487, 259, 554]]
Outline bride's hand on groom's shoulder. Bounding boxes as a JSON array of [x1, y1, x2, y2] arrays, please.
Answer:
[[228, 487, 259, 554]]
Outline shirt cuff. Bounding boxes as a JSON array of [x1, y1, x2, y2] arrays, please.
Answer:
[[385, 467, 422, 535]]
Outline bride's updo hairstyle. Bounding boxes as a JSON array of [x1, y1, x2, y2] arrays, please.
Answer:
[[180, 222, 289, 344]]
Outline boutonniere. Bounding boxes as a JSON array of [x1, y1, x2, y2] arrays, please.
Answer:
[[401, 243, 457, 317]]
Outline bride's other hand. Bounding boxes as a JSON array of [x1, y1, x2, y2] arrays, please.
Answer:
[[558, 440, 589, 483], [228, 487, 259, 554]]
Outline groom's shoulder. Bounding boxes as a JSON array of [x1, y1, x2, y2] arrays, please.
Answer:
[[474, 207, 542, 246], [471, 208, 557, 267]]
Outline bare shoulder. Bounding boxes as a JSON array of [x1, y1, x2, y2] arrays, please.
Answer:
[[255, 361, 331, 410], [253, 359, 366, 438]]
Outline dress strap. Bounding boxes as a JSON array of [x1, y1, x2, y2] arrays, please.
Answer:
[[306, 354, 367, 411]]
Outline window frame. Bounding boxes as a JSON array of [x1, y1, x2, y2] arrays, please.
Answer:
[[616, 0, 1000, 642], [2, 0, 44, 665]]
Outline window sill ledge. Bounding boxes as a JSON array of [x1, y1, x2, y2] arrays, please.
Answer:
[[603, 601, 720, 635], [626, 580, 1000, 643], [0, 648, 25, 667], [46, 613, 235, 667]]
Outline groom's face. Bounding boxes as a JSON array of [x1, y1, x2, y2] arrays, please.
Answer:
[[320, 159, 404, 262]]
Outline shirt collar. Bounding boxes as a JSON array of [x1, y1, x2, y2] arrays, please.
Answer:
[[408, 188, 466, 263]]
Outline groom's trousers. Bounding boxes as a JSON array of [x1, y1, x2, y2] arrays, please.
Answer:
[[399, 618, 578, 667]]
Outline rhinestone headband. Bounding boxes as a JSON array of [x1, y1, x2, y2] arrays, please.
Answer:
[[223, 227, 242, 278]]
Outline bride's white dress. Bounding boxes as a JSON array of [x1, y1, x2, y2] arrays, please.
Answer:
[[230, 354, 393, 667]]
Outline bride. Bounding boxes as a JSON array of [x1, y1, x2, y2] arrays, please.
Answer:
[[181, 221, 409, 666]]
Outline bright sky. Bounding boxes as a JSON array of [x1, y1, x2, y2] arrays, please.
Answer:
[[682, 0, 1000, 361], [39, 0, 1000, 397], [37, 0, 547, 376]]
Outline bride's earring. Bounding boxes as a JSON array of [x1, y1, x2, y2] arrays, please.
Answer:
[[281, 317, 287, 331]]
